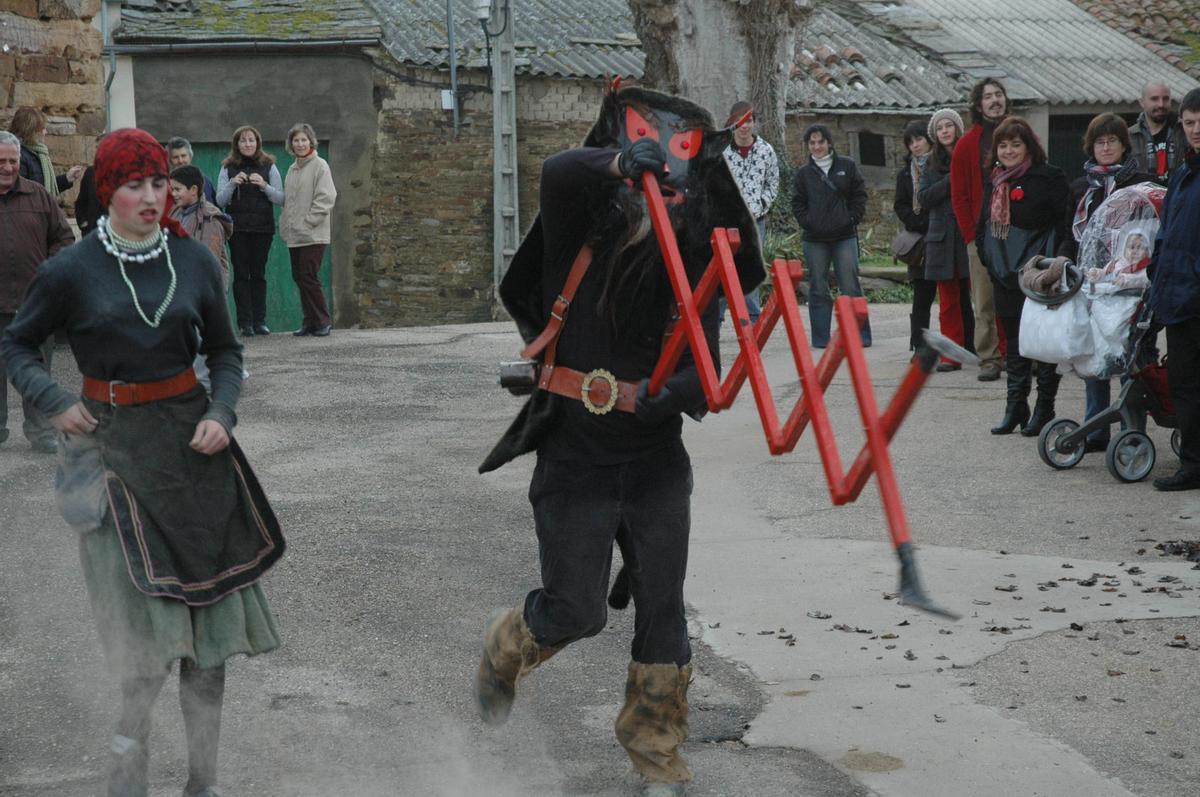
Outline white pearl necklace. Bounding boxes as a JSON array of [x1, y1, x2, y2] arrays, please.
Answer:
[[98, 215, 178, 329]]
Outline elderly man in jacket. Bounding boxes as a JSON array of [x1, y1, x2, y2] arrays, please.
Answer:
[[1129, 81, 1189, 185], [1148, 88, 1200, 491], [0, 131, 74, 452]]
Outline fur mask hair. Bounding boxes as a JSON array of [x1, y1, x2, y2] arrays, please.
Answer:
[[584, 86, 764, 335]]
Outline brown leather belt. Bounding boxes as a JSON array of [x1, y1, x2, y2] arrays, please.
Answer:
[[542, 365, 637, 415], [82, 368, 199, 407]]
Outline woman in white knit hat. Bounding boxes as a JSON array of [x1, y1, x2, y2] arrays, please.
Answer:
[[916, 107, 975, 369]]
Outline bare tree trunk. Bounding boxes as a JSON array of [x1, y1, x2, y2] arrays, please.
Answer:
[[627, 0, 808, 149]]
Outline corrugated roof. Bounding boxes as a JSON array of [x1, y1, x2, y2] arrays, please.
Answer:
[[901, 0, 1196, 105], [365, 0, 644, 79], [789, 7, 970, 111], [1070, 0, 1200, 80], [115, 0, 383, 43]]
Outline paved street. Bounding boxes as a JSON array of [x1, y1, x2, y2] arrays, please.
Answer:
[[2, 303, 1198, 796]]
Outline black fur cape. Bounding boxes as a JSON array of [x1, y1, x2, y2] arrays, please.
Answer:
[[479, 86, 764, 473]]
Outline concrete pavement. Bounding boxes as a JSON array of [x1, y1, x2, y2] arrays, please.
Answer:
[[1, 303, 1197, 796]]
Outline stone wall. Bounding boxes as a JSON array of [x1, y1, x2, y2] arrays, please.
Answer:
[[366, 60, 948, 325], [367, 65, 600, 327], [0, 0, 106, 213]]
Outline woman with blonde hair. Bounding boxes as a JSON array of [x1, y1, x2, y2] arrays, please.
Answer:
[[9, 105, 83, 196], [279, 123, 336, 336], [215, 125, 283, 337]]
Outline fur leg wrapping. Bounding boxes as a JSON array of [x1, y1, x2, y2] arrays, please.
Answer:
[[615, 662, 693, 784], [475, 607, 559, 726]]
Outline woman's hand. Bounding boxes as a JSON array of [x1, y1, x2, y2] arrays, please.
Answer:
[[50, 402, 98, 435], [234, 172, 248, 185], [66, 165, 84, 184], [248, 173, 266, 189], [190, 420, 230, 455]]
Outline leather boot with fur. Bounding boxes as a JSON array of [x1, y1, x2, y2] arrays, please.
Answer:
[[474, 607, 559, 726], [615, 662, 693, 795]]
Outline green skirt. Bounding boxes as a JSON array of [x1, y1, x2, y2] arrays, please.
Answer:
[[80, 520, 280, 677]]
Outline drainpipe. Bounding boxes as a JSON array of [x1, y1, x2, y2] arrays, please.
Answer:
[[446, 0, 461, 134], [101, 2, 116, 132]]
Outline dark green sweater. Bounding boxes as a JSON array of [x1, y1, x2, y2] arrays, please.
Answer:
[[0, 231, 243, 431]]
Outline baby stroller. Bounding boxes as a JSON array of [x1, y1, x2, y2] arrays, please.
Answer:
[[1019, 183, 1181, 482]]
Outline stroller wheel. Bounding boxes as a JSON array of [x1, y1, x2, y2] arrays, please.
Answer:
[[1171, 429, 1182, 457], [1106, 430, 1156, 483], [1038, 419, 1084, 470]]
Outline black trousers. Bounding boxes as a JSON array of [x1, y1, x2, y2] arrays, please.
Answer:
[[229, 231, 273, 327], [524, 439, 693, 666], [0, 312, 54, 442], [1166, 317, 1200, 472]]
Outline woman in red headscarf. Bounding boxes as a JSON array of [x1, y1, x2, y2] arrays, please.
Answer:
[[0, 128, 284, 797]]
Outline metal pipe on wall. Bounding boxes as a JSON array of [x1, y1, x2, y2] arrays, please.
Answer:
[[446, 0, 461, 134]]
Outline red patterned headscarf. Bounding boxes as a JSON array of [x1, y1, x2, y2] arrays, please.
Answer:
[[94, 128, 188, 238]]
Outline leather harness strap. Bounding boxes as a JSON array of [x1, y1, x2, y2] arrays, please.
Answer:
[[82, 368, 199, 407], [520, 245, 638, 415]]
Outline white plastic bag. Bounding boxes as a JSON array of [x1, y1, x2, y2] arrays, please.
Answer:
[[1069, 291, 1140, 378], [1019, 291, 1093, 364]]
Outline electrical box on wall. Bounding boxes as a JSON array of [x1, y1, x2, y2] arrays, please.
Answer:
[[441, 90, 456, 111]]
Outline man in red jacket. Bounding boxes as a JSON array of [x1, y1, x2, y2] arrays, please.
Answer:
[[951, 78, 1009, 381]]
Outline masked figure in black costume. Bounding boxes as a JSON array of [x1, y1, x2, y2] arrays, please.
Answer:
[[474, 85, 762, 796]]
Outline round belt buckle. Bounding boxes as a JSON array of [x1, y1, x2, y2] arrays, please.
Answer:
[[580, 368, 619, 415]]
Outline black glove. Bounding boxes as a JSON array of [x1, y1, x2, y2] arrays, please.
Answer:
[[618, 138, 666, 181], [635, 378, 678, 426]]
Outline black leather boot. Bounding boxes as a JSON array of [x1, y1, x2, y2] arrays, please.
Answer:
[[991, 355, 1031, 435], [1021, 362, 1061, 437]]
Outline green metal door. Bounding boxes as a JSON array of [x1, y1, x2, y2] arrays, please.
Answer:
[[190, 142, 333, 332]]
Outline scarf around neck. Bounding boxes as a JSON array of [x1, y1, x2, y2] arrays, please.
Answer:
[[813, 153, 834, 174], [1072, 155, 1139, 241], [30, 141, 59, 198], [910, 153, 931, 213], [989, 158, 1033, 240]]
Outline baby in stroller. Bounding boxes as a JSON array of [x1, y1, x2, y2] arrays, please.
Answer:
[[1018, 183, 1180, 482]]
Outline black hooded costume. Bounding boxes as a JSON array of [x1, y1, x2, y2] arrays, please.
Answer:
[[472, 86, 762, 791]]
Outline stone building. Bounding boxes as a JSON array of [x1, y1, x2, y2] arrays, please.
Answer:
[[107, 0, 1197, 328], [0, 0, 106, 212]]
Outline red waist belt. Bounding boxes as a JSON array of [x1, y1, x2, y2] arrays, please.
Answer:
[[82, 368, 199, 407], [542, 365, 637, 415]]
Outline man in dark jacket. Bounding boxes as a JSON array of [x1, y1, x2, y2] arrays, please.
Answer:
[[0, 131, 74, 452], [473, 86, 762, 797], [1128, 81, 1188, 184], [791, 123, 870, 348], [1148, 88, 1200, 491]]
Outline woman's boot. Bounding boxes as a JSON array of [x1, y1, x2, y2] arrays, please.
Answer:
[[1022, 362, 1061, 437], [108, 674, 166, 797], [990, 355, 1031, 435], [474, 607, 560, 726], [180, 662, 226, 797], [615, 662, 692, 796]]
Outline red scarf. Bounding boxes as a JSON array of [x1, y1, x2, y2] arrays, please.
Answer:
[[989, 158, 1032, 240], [94, 128, 188, 239]]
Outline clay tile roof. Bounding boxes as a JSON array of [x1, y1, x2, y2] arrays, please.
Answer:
[[1068, 0, 1200, 79], [788, 5, 968, 111]]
